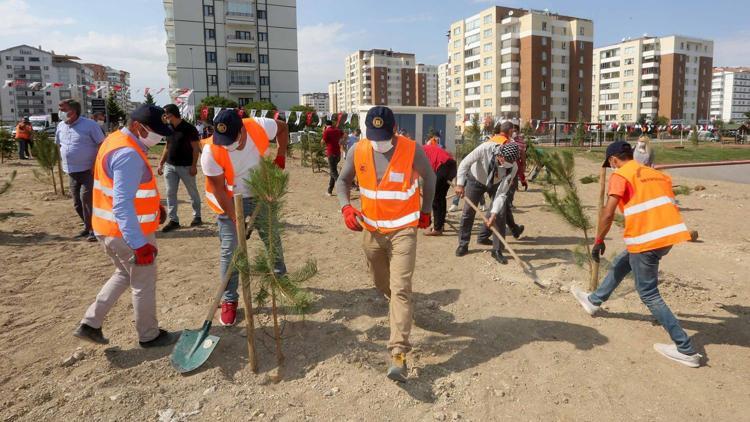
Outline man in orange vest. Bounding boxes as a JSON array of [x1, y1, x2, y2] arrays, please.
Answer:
[[571, 141, 700, 367], [200, 109, 289, 326], [336, 106, 436, 382], [74, 105, 176, 348], [15, 117, 34, 160]]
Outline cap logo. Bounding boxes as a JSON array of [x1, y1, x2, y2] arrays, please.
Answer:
[[372, 117, 384, 128], [216, 123, 227, 134], [161, 113, 169, 124]]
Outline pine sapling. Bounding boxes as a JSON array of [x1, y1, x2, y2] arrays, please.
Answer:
[[31, 132, 60, 194]]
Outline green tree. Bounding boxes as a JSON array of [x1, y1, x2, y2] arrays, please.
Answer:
[[458, 114, 481, 160], [144, 92, 156, 106], [199, 95, 238, 109], [689, 125, 699, 146], [31, 132, 61, 194], [244, 101, 277, 118], [572, 115, 586, 147], [522, 121, 534, 139], [106, 92, 126, 129], [654, 115, 669, 127], [0, 128, 15, 163]]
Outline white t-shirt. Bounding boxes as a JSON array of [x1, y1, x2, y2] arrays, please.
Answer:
[[201, 117, 278, 197]]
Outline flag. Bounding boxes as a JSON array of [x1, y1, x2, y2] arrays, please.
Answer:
[[113, 85, 122, 91], [156, 88, 165, 95], [27, 82, 41, 90], [346, 113, 353, 125], [273, 111, 279, 120], [144, 87, 150, 96], [336, 112, 344, 127], [249, 109, 256, 117], [200, 107, 209, 121], [260, 109, 268, 118], [306, 112, 313, 126], [2, 80, 12, 88]]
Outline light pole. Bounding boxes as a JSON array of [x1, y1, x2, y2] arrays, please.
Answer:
[[189, 47, 196, 108]]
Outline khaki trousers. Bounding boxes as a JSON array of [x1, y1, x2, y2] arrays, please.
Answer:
[[81, 234, 160, 342], [361, 227, 417, 355]]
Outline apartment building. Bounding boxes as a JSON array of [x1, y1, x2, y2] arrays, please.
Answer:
[[416, 64, 438, 107], [300, 92, 329, 112], [163, 0, 299, 109], [342, 49, 418, 113], [437, 62, 451, 107], [83, 63, 132, 113], [448, 7, 593, 126], [711, 67, 750, 122], [327, 79, 348, 113], [591, 35, 713, 124]]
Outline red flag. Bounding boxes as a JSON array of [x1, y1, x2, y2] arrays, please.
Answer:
[[144, 87, 150, 96], [306, 112, 313, 126], [200, 106, 209, 121], [88, 84, 96, 94], [113, 85, 122, 91], [52, 82, 64, 88], [336, 113, 344, 127], [273, 111, 280, 120], [238, 108, 246, 118]]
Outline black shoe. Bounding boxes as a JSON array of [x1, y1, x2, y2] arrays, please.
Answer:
[[455, 245, 469, 257], [491, 250, 508, 265], [139, 329, 178, 348], [161, 220, 180, 233], [86, 233, 97, 242], [189, 217, 202, 227], [511, 225, 525, 239], [73, 323, 109, 345], [477, 238, 493, 246], [74, 229, 89, 239]]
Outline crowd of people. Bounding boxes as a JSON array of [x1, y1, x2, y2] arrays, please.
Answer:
[[41, 100, 700, 380]]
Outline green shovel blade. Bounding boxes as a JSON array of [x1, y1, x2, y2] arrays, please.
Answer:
[[170, 321, 220, 373]]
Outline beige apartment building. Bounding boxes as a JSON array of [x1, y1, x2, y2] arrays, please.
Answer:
[[438, 62, 450, 107], [711, 67, 750, 122], [300, 92, 329, 112], [591, 35, 713, 124], [448, 6, 593, 126], [327, 79, 346, 113], [343, 49, 416, 112], [416, 64, 438, 107]]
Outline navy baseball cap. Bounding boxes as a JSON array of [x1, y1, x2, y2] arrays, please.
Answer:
[[213, 109, 243, 145], [603, 140, 633, 167], [365, 106, 395, 141], [130, 105, 173, 137]]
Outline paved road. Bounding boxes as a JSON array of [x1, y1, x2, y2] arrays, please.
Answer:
[[669, 164, 750, 184]]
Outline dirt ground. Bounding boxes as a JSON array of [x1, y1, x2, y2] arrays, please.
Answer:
[[1, 149, 749, 422]]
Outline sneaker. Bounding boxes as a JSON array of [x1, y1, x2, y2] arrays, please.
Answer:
[[139, 329, 178, 348], [491, 250, 508, 265], [455, 245, 469, 257], [448, 204, 459, 212], [161, 220, 180, 233], [326, 192, 333, 197], [73, 323, 109, 345], [653, 343, 702, 368], [86, 233, 97, 242], [189, 217, 202, 227], [220, 301, 238, 326], [424, 229, 443, 236], [511, 225, 525, 239], [571, 286, 600, 316], [74, 229, 89, 239], [477, 238, 493, 246], [386, 353, 408, 382]]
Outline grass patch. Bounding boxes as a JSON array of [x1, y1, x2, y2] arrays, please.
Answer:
[[673, 185, 692, 196], [553, 143, 750, 165]]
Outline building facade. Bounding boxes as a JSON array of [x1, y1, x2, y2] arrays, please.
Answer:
[[300, 92, 329, 112], [711, 67, 750, 122], [83, 63, 132, 113], [592, 35, 713, 124], [163, 0, 299, 110], [343, 49, 418, 113], [448, 7, 593, 126], [437, 62, 451, 108], [416, 64, 438, 107]]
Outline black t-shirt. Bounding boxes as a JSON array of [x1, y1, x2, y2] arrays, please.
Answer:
[[166, 120, 200, 166]]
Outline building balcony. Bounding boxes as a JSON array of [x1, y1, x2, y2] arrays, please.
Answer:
[[500, 76, 519, 83], [227, 60, 258, 71], [225, 12, 256, 25], [500, 104, 519, 112], [500, 61, 519, 70], [641, 84, 658, 91], [500, 90, 519, 98], [642, 61, 659, 69], [642, 73, 658, 80], [641, 95, 658, 102], [228, 82, 258, 93], [226, 36, 257, 48], [500, 47, 519, 55]]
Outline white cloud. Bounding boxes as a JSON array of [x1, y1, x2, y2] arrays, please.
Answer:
[[714, 31, 750, 67], [0, 0, 75, 37], [385, 14, 434, 24], [297, 23, 357, 94]]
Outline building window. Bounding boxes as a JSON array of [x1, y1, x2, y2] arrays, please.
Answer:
[[204, 29, 215, 40], [454, 27, 461, 35], [238, 98, 251, 106], [258, 32, 267, 42], [561, 42, 567, 50], [483, 43, 492, 52], [542, 96, 547, 105], [483, 71, 493, 80], [579, 56, 584, 64], [541, 81, 546, 90], [542, 37, 547, 46], [260, 76, 269, 85], [579, 69, 583, 78], [483, 14, 492, 24], [579, 27, 585, 36], [257, 10, 267, 19], [209, 75, 218, 86], [483, 85, 492, 93], [560, 83, 566, 92], [259, 54, 268, 64], [236, 31, 253, 40], [203, 5, 214, 16], [542, 22, 547, 31], [541, 66, 547, 76], [483, 57, 492, 66], [483, 29, 492, 38], [453, 40, 460, 49], [483, 98, 492, 107], [542, 51, 547, 61], [205, 51, 217, 63], [236, 53, 252, 63]]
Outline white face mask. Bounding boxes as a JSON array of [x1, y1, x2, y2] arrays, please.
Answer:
[[371, 140, 393, 153], [138, 127, 163, 147], [58, 111, 69, 121], [224, 140, 240, 152]]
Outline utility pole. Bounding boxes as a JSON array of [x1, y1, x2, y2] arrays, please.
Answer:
[[189, 47, 196, 109]]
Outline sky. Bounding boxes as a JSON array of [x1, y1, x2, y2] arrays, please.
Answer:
[[2, 0, 748, 105]]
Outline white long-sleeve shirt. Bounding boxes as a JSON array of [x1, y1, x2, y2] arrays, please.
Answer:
[[457, 142, 517, 215]]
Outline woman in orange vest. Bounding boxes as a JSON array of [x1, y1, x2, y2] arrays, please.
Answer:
[[571, 141, 700, 368], [75, 105, 176, 348], [335, 106, 435, 383], [15, 117, 34, 160]]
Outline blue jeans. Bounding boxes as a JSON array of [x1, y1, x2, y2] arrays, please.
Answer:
[[217, 197, 287, 302], [589, 246, 695, 354], [163, 163, 201, 224]]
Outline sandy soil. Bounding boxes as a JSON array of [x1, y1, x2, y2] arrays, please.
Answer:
[[1, 150, 749, 422]]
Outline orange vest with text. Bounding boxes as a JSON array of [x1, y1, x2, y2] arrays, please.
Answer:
[[15, 123, 32, 140], [614, 160, 691, 253], [354, 136, 421, 233], [91, 131, 161, 237], [204, 118, 270, 214]]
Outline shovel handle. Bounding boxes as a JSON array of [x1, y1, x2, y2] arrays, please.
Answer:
[[589, 167, 607, 291]]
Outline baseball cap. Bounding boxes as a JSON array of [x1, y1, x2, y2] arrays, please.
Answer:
[[365, 106, 395, 141], [602, 140, 633, 167], [212, 109, 243, 145], [130, 105, 173, 137]]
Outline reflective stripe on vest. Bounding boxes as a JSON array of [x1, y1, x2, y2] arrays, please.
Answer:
[[92, 207, 159, 224], [93, 180, 158, 199], [354, 136, 421, 233], [614, 160, 691, 253]]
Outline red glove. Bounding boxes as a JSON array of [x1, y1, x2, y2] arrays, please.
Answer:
[[273, 155, 286, 170], [418, 212, 431, 229], [341, 205, 363, 231], [133, 243, 158, 266]]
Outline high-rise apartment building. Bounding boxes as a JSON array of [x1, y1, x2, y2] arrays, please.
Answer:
[[163, 0, 299, 109], [327, 80, 348, 113], [416, 64, 438, 107], [343, 49, 418, 112], [711, 67, 750, 122], [300, 92, 329, 112], [591, 35, 713, 124], [83, 63, 132, 113], [437, 62, 451, 108], [448, 6, 593, 126]]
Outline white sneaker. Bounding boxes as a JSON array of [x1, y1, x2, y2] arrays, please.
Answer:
[[571, 286, 600, 316], [653, 343, 701, 368], [448, 204, 458, 212]]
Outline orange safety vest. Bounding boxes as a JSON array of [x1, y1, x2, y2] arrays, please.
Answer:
[[614, 160, 691, 253], [489, 134, 508, 144], [15, 123, 32, 140], [204, 118, 270, 214], [354, 136, 421, 233], [91, 131, 161, 237]]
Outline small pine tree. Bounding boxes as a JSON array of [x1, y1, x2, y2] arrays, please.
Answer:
[[106, 92, 126, 128], [522, 121, 533, 139], [0, 170, 16, 195], [31, 132, 61, 194], [458, 114, 482, 160], [572, 115, 586, 147], [0, 128, 14, 163], [689, 125, 699, 146], [144, 92, 156, 106]]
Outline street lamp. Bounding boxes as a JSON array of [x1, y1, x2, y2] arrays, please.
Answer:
[[189, 47, 196, 107]]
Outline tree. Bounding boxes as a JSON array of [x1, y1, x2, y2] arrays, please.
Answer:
[[245, 100, 277, 117], [144, 92, 156, 106], [31, 132, 61, 194], [458, 114, 481, 160], [106, 92, 126, 129], [199, 95, 238, 109], [522, 121, 534, 139], [0, 128, 14, 163], [572, 115, 586, 147], [689, 124, 699, 146], [744, 111, 750, 120], [654, 115, 669, 127]]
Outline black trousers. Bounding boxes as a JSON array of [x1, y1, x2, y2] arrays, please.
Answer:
[[327, 155, 340, 194], [433, 159, 457, 231], [69, 170, 94, 232], [458, 178, 505, 253]]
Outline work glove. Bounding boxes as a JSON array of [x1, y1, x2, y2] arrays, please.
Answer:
[[341, 205, 363, 231], [159, 205, 167, 224], [418, 212, 432, 229], [273, 155, 286, 170], [591, 239, 606, 263], [133, 243, 158, 266]]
